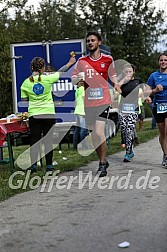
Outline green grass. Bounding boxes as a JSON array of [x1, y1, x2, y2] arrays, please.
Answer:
[[0, 120, 159, 202]]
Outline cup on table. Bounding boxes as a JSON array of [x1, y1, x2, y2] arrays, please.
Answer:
[[6, 117, 10, 123]]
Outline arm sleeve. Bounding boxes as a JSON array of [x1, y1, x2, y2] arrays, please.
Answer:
[[58, 65, 68, 72], [58, 65, 73, 77]]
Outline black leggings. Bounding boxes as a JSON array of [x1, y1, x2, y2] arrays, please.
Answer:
[[29, 116, 55, 166]]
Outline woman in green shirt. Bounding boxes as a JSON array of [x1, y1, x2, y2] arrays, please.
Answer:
[[21, 56, 76, 173]]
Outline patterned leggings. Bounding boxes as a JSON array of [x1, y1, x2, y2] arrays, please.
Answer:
[[119, 112, 138, 154]]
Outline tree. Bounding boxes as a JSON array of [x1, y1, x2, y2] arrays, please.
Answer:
[[0, 0, 38, 115], [120, 0, 166, 80], [76, 0, 167, 80], [0, 0, 166, 115], [0, 5, 14, 115]]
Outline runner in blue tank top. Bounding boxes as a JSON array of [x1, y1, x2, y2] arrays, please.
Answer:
[[147, 53, 167, 167]]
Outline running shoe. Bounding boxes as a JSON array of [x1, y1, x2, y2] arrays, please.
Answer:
[[162, 154, 167, 168], [123, 154, 131, 162], [97, 161, 109, 177], [46, 165, 55, 172], [162, 154, 166, 166], [28, 165, 37, 174], [129, 150, 134, 159], [123, 150, 134, 162]]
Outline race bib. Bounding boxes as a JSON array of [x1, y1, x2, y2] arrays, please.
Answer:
[[122, 103, 135, 113], [157, 103, 167, 113], [87, 88, 103, 100]]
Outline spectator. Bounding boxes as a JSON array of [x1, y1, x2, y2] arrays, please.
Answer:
[[73, 80, 88, 150], [21, 56, 76, 173]]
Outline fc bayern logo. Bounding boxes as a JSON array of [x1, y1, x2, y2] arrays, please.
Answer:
[[101, 63, 105, 68]]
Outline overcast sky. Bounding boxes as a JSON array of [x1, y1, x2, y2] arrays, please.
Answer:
[[1, 0, 166, 50], [26, 0, 167, 13], [21, 0, 167, 51], [26, 0, 40, 9]]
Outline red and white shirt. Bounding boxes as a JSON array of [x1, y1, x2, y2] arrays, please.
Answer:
[[72, 53, 116, 107]]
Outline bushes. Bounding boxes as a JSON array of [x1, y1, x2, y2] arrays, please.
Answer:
[[143, 101, 152, 118]]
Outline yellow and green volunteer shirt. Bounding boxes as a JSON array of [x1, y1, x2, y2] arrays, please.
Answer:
[[74, 86, 85, 116], [138, 88, 144, 114], [21, 72, 59, 117]]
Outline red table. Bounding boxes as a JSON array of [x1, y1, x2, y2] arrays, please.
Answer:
[[0, 119, 29, 173]]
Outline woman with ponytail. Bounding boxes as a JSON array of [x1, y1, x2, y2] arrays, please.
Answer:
[[21, 56, 76, 173]]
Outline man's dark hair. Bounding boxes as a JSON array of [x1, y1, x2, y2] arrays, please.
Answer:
[[86, 31, 102, 41]]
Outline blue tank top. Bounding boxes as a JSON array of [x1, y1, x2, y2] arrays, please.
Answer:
[[147, 71, 167, 104]]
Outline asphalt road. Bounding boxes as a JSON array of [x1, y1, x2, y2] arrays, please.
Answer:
[[0, 136, 167, 252]]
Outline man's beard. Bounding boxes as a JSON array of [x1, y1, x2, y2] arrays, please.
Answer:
[[89, 46, 98, 53]]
